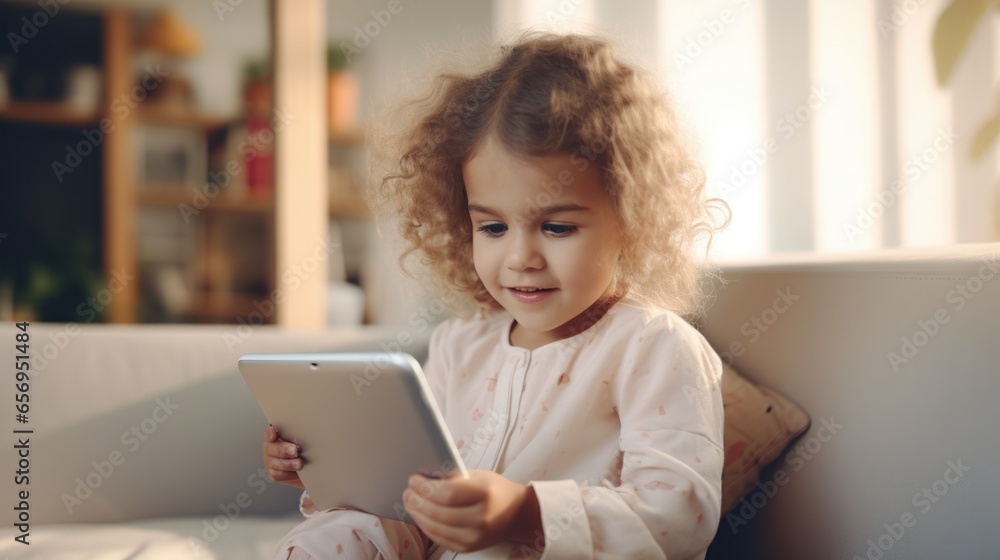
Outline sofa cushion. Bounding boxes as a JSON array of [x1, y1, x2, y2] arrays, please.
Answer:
[[0, 323, 433, 525], [0, 514, 303, 559], [720, 363, 810, 514]]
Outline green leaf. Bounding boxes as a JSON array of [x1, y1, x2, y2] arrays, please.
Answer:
[[971, 113, 1000, 160], [932, 0, 992, 86]]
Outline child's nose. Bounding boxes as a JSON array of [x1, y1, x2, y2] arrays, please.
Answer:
[[505, 232, 545, 270]]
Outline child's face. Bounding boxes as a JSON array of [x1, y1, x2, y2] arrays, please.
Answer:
[[463, 136, 623, 348]]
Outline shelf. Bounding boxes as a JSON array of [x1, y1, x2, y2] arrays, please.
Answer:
[[182, 289, 274, 323], [329, 129, 364, 148], [0, 100, 101, 127], [137, 106, 234, 130], [139, 187, 274, 213], [329, 188, 369, 218]]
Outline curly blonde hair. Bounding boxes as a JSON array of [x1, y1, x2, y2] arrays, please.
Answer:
[[368, 31, 729, 321]]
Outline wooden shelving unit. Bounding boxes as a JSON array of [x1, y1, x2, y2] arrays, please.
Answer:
[[0, 6, 278, 324], [328, 127, 369, 219], [2, 2, 340, 326], [136, 107, 232, 130], [0, 100, 101, 127], [103, 7, 137, 323], [138, 188, 274, 214]]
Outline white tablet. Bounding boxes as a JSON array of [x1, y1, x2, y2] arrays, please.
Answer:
[[238, 352, 468, 522]]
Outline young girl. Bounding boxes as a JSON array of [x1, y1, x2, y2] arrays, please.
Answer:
[[263, 31, 729, 560]]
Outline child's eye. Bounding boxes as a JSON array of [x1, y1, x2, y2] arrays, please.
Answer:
[[477, 223, 507, 238], [544, 223, 577, 236]]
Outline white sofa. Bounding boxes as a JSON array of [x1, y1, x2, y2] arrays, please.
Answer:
[[0, 322, 433, 559], [1, 243, 996, 560]]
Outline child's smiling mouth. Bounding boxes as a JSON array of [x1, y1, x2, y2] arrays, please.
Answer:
[[507, 287, 557, 303]]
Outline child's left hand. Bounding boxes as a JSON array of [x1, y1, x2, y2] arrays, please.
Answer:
[[403, 469, 540, 553]]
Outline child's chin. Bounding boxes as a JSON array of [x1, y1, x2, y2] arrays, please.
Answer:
[[514, 314, 571, 335]]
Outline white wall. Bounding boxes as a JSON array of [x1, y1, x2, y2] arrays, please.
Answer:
[[326, 0, 494, 326]]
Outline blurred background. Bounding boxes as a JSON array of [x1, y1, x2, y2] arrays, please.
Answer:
[[0, 0, 997, 327]]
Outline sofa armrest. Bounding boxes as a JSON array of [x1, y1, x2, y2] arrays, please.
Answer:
[[700, 243, 1000, 559]]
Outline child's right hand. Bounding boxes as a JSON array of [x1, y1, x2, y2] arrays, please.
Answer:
[[262, 425, 305, 489]]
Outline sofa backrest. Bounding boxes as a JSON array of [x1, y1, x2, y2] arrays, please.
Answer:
[[699, 242, 1000, 560], [0, 322, 432, 525]]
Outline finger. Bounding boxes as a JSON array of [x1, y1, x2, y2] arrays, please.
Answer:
[[404, 488, 478, 528], [267, 468, 300, 482], [266, 454, 304, 472], [408, 475, 479, 507], [265, 460, 305, 487], [268, 470, 305, 490], [264, 440, 301, 459], [405, 501, 472, 551], [265, 425, 277, 441]]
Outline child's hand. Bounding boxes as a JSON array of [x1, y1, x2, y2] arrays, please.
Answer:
[[402, 470, 543, 553], [262, 425, 305, 489]]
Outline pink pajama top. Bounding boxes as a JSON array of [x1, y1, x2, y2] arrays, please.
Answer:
[[420, 297, 725, 559]]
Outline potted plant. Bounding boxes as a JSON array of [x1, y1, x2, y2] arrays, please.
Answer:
[[240, 57, 273, 195], [241, 57, 271, 117], [327, 41, 360, 135], [932, 0, 1000, 238]]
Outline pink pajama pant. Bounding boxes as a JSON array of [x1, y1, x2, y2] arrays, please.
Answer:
[[275, 507, 435, 560]]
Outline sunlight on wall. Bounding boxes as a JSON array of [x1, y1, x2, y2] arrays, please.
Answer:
[[489, 0, 997, 264], [660, 0, 767, 259], [810, 0, 882, 252], [895, 0, 957, 247]]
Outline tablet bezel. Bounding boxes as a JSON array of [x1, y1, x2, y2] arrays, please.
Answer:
[[238, 351, 468, 522]]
